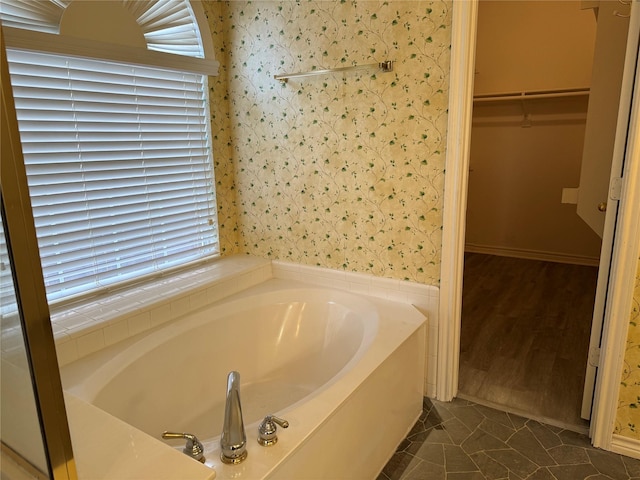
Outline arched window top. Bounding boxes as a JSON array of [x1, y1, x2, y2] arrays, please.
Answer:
[[0, 0, 209, 60], [3, 1, 221, 303]]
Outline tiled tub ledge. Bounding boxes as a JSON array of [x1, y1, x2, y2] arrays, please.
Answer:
[[52, 255, 272, 366], [52, 256, 440, 391]]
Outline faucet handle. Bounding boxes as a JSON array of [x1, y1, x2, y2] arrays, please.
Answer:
[[258, 415, 289, 446], [162, 431, 205, 463]]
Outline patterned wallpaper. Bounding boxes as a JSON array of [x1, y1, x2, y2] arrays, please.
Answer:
[[204, 2, 640, 438], [616, 255, 640, 440], [205, 2, 241, 255], [203, 1, 452, 285]]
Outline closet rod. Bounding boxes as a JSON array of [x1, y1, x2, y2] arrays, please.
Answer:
[[275, 60, 393, 83], [473, 87, 590, 103]]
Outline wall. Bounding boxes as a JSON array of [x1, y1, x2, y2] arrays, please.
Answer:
[[465, 1, 602, 264], [615, 255, 640, 440], [204, 0, 452, 286], [473, 1, 595, 95], [206, 2, 241, 255]]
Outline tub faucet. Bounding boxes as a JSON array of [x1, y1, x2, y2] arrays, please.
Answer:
[[258, 414, 289, 446], [161, 431, 205, 463], [220, 371, 248, 464]]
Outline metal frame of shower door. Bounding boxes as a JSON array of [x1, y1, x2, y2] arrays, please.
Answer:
[[1, 27, 78, 479]]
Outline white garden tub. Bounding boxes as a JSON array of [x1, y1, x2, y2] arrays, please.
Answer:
[[61, 279, 426, 479]]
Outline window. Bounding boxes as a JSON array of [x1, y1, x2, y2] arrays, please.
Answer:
[[6, 48, 219, 303]]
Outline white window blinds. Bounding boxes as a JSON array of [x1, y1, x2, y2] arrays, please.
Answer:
[[6, 48, 219, 303]]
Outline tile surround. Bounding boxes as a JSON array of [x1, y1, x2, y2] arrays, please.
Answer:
[[50, 256, 272, 366], [43, 255, 438, 395]]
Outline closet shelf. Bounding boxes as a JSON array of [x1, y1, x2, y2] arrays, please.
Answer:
[[473, 87, 590, 103]]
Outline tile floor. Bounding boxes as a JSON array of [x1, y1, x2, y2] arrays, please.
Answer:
[[378, 398, 640, 480]]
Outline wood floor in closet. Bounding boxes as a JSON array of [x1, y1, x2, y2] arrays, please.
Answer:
[[458, 252, 599, 430]]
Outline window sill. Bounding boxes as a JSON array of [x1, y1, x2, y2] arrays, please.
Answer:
[[51, 255, 272, 367]]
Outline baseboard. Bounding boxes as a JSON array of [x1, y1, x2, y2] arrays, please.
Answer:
[[464, 243, 600, 267], [611, 434, 640, 460], [456, 393, 590, 435]]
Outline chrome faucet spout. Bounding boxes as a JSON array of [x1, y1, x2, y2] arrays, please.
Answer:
[[220, 371, 247, 464]]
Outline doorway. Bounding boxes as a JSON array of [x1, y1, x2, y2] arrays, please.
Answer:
[[457, 1, 605, 431], [440, 0, 640, 452]]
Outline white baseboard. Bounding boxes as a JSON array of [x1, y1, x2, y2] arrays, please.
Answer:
[[611, 434, 640, 460], [464, 243, 600, 267]]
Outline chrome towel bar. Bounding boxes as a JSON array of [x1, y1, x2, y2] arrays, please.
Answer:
[[275, 60, 393, 83]]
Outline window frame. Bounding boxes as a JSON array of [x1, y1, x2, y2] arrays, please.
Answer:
[[3, 22, 221, 305]]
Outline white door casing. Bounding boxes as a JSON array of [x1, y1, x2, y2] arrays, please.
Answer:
[[590, 4, 640, 451], [437, 0, 478, 401], [581, 1, 640, 421]]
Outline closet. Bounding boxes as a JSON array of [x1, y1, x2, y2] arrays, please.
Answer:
[[459, 0, 631, 429]]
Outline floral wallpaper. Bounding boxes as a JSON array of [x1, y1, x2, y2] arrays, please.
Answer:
[[616, 254, 640, 440], [205, 1, 241, 255], [203, 0, 452, 285]]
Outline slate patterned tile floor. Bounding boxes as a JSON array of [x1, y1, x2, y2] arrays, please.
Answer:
[[378, 398, 640, 480]]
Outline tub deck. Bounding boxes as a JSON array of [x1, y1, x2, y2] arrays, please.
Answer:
[[61, 278, 427, 479]]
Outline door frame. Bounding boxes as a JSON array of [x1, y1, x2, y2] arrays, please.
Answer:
[[439, 0, 640, 452], [582, 0, 640, 425]]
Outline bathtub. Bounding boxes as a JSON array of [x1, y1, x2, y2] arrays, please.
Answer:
[[61, 278, 426, 479]]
